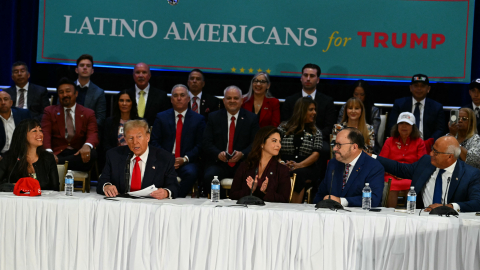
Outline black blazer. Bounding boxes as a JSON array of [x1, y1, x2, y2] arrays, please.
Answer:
[[97, 145, 180, 198], [281, 92, 336, 140], [103, 117, 121, 152], [127, 86, 170, 127], [5, 83, 50, 121], [0, 107, 32, 151], [188, 92, 222, 122], [203, 108, 259, 165], [462, 103, 480, 133]]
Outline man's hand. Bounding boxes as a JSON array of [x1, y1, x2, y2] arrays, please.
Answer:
[[218, 152, 227, 162], [424, 203, 453, 212], [74, 145, 91, 163], [323, 195, 341, 203], [150, 188, 168, 200], [174, 157, 185, 169], [104, 185, 119, 197], [260, 177, 269, 193], [53, 154, 58, 164], [230, 151, 243, 163], [246, 175, 258, 192]]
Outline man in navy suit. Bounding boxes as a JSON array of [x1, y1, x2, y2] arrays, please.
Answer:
[[314, 128, 384, 207], [98, 119, 180, 199], [462, 78, 480, 132], [388, 74, 445, 140], [0, 91, 31, 154], [203, 86, 259, 196], [151, 84, 206, 197], [187, 69, 221, 122], [376, 136, 480, 212], [74, 54, 107, 128], [5, 61, 49, 121]]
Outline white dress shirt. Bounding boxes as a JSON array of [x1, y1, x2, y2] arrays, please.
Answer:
[[302, 89, 317, 99], [0, 111, 15, 153], [411, 97, 426, 138], [226, 111, 240, 152], [188, 91, 202, 112], [135, 83, 150, 104], [15, 82, 29, 109], [76, 80, 90, 88], [340, 152, 361, 207], [423, 161, 460, 211]]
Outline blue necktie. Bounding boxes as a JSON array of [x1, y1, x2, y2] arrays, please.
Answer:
[[432, 169, 446, 204], [413, 102, 421, 127]]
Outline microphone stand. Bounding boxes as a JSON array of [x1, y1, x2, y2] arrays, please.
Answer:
[[315, 170, 344, 210], [117, 152, 134, 198], [237, 167, 265, 206], [429, 177, 459, 216], [0, 157, 20, 192]]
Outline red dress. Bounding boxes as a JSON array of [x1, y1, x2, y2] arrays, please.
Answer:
[[379, 136, 427, 190], [242, 97, 281, 127]]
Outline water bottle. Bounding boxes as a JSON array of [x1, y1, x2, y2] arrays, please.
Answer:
[[362, 183, 372, 210], [211, 176, 220, 202], [407, 186, 417, 214], [65, 170, 74, 196]]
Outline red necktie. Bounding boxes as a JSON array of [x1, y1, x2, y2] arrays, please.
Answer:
[[192, 97, 199, 113], [175, 114, 183, 158], [228, 116, 236, 167], [131, 156, 142, 191]]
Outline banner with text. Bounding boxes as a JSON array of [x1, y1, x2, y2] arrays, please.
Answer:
[[37, 0, 475, 82]]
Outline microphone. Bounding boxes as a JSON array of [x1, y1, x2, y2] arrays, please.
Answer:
[[0, 157, 20, 192], [237, 165, 265, 205], [315, 169, 344, 210], [8, 157, 21, 184], [430, 176, 459, 216], [124, 152, 133, 194]]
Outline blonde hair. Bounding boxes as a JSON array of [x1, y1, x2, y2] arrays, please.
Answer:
[[124, 119, 150, 135], [460, 108, 477, 139], [341, 97, 369, 144]]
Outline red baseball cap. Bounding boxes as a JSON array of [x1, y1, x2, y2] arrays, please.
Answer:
[[13, 177, 42, 196]]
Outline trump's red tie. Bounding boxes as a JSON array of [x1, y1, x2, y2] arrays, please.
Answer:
[[175, 114, 183, 158], [131, 156, 142, 191], [228, 116, 236, 167]]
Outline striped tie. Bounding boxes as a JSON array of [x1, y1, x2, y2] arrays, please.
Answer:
[[192, 97, 199, 113], [342, 164, 351, 190], [18, 89, 26, 108]]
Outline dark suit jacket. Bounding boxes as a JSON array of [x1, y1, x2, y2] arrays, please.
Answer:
[[203, 108, 259, 165], [242, 96, 280, 127], [97, 145, 180, 198], [5, 83, 50, 121], [75, 81, 106, 127], [0, 107, 31, 151], [377, 155, 480, 212], [388, 97, 445, 140], [188, 92, 221, 122], [127, 86, 170, 127], [462, 103, 480, 133], [281, 91, 336, 140], [150, 109, 206, 162], [230, 159, 291, 203], [314, 152, 385, 207], [41, 104, 99, 155]]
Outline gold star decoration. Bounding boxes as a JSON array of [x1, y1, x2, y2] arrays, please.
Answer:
[[266, 69, 271, 74], [240, 68, 245, 73], [231, 67, 236, 72], [248, 68, 253, 73], [257, 68, 263, 72]]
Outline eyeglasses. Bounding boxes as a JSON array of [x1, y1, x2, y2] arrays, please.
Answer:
[[431, 146, 452, 156], [331, 142, 354, 149], [459, 117, 469, 121], [253, 80, 268, 84]]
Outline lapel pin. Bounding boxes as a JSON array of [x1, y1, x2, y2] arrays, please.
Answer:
[[270, 172, 273, 175], [57, 112, 60, 115], [241, 117, 244, 119], [264, 107, 268, 110], [81, 115, 84, 117], [152, 166, 156, 169], [456, 177, 458, 181]]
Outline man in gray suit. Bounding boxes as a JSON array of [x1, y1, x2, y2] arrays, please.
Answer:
[[74, 54, 107, 127]]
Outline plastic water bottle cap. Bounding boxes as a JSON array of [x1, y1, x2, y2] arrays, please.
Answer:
[[410, 186, 414, 190], [214, 176, 218, 179], [365, 183, 369, 186]]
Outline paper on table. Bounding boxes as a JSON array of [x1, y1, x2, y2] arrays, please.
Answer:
[[128, 185, 157, 197]]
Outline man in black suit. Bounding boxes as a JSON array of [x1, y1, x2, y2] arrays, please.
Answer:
[[74, 54, 107, 127], [0, 91, 31, 154], [127, 63, 170, 127], [187, 69, 221, 122], [5, 61, 49, 121], [462, 78, 480, 132], [203, 86, 259, 196], [387, 74, 445, 140], [98, 119, 180, 199]]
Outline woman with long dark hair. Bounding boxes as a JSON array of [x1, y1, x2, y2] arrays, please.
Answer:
[[103, 90, 139, 151], [0, 119, 59, 190], [230, 126, 291, 203]]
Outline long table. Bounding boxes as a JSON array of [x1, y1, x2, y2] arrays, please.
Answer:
[[1, 192, 479, 270]]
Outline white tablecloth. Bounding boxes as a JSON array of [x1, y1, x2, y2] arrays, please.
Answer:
[[0, 192, 479, 270]]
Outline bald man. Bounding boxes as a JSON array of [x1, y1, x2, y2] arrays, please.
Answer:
[[376, 136, 480, 212]]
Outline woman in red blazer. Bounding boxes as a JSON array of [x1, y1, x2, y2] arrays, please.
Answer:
[[230, 126, 291, 203], [242, 72, 281, 127]]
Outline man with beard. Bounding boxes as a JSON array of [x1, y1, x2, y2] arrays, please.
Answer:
[[0, 91, 31, 154], [41, 78, 99, 171], [313, 128, 384, 207]]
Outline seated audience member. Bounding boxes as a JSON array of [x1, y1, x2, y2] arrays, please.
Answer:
[[0, 91, 31, 154], [278, 97, 322, 203], [203, 86, 259, 196], [74, 54, 107, 127], [388, 74, 445, 140], [187, 69, 221, 122], [463, 78, 480, 133], [230, 126, 291, 203], [380, 112, 427, 207], [98, 120, 179, 199], [0, 119, 59, 191], [151, 84, 206, 198], [127, 63, 170, 127], [333, 97, 375, 153], [5, 61, 49, 121], [376, 136, 480, 212], [103, 90, 139, 152], [447, 108, 480, 170], [242, 72, 280, 127], [41, 78, 98, 171], [313, 128, 384, 207], [337, 80, 380, 139]]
